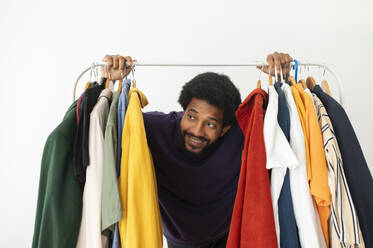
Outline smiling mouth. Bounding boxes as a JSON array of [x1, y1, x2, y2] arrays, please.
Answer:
[[186, 134, 208, 149], [190, 136, 204, 144]]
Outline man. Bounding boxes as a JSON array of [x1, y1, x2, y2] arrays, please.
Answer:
[[102, 52, 293, 248]]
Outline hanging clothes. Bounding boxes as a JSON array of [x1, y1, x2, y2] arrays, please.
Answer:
[[118, 88, 163, 248], [76, 89, 112, 248], [73, 79, 105, 186], [293, 83, 331, 246], [32, 101, 82, 248], [263, 85, 298, 247], [312, 85, 373, 247], [101, 92, 122, 234], [281, 83, 326, 248], [291, 86, 312, 180], [227, 88, 278, 248], [112, 79, 131, 248], [312, 93, 364, 248], [116, 79, 131, 176], [274, 82, 300, 247]]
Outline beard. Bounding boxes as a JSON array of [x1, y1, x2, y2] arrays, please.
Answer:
[[181, 131, 217, 158]]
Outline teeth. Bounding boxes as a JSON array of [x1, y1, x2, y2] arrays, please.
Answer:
[[190, 137, 203, 143]]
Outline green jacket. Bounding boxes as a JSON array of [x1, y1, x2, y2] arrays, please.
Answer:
[[32, 101, 82, 248]]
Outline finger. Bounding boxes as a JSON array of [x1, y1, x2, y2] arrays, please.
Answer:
[[279, 53, 287, 79], [273, 52, 281, 81], [124, 56, 133, 66], [102, 55, 113, 68], [113, 55, 121, 70], [266, 54, 275, 76], [284, 53, 293, 76], [119, 56, 125, 72], [102, 55, 113, 78], [284, 62, 290, 80]]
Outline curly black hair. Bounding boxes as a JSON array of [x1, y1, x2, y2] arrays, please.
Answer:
[[178, 72, 242, 127]]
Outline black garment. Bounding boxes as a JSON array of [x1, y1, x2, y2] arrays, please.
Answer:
[[73, 80, 105, 185], [312, 85, 373, 247], [167, 233, 228, 248]]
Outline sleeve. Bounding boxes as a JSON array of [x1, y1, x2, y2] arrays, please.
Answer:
[[32, 132, 83, 248]]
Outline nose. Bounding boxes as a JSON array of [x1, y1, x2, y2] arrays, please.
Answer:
[[190, 121, 205, 137]]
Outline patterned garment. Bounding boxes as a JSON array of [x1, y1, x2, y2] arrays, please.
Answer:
[[312, 94, 365, 248]]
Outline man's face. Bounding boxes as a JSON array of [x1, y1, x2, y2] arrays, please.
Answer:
[[180, 98, 231, 154]]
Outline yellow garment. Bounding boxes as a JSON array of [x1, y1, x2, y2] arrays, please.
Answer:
[[118, 88, 163, 248], [295, 83, 331, 247], [291, 85, 311, 180]]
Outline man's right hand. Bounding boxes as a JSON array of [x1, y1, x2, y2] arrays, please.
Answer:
[[101, 55, 136, 81]]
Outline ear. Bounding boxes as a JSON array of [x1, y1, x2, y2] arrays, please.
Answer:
[[220, 125, 231, 137]]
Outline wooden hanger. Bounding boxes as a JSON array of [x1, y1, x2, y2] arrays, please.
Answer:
[[84, 81, 92, 91], [297, 65, 308, 88], [256, 63, 265, 89], [117, 78, 123, 93], [306, 76, 317, 91], [321, 80, 332, 96], [130, 66, 137, 88], [299, 79, 307, 89], [257, 79, 261, 89], [288, 76, 296, 86], [105, 78, 111, 89]]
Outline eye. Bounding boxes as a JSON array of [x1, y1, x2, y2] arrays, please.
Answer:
[[188, 114, 195, 120], [207, 122, 216, 129]]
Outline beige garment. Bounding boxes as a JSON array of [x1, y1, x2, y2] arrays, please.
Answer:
[[76, 89, 113, 248], [312, 94, 365, 248]]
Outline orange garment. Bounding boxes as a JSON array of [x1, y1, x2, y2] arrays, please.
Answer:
[[294, 83, 331, 246], [291, 86, 311, 180]]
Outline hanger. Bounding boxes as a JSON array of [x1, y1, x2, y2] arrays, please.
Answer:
[[286, 60, 296, 86], [322, 80, 331, 95], [84, 82, 92, 91], [257, 61, 265, 88], [320, 64, 332, 95], [288, 76, 296, 86], [299, 63, 308, 88], [293, 59, 299, 83], [131, 65, 137, 88], [94, 62, 99, 83], [299, 79, 307, 88], [102, 62, 112, 89], [116, 72, 124, 93], [306, 76, 317, 90], [273, 65, 278, 84], [105, 78, 111, 89], [280, 66, 285, 84], [268, 75, 273, 86]]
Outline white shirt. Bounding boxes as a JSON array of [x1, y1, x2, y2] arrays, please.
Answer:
[[281, 84, 326, 248], [76, 89, 112, 248], [263, 85, 298, 245]]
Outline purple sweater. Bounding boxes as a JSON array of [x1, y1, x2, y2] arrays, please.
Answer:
[[143, 111, 244, 246]]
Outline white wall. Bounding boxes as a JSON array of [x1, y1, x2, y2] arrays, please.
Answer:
[[1, 0, 372, 247]]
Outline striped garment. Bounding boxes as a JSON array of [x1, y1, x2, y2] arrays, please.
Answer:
[[312, 94, 365, 248]]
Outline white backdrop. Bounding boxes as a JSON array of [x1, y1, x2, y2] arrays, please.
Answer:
[[1, 0, 372, 247]]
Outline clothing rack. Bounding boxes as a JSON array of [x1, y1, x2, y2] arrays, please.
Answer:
[[73, 61, 343, 105]]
